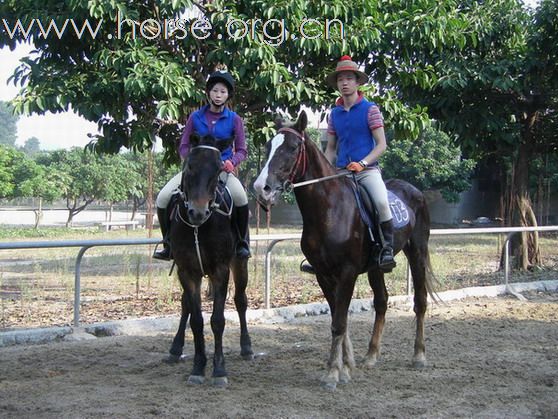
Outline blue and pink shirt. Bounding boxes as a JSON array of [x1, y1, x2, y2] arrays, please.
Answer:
[[179, 105, 247, 167], [328, 92, 384, 168]]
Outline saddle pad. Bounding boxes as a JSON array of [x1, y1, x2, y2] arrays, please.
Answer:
[[388, 190, 410, 229]]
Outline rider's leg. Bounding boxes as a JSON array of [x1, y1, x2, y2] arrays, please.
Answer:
[[358, 169, 396, 272], [153, 172, 181, 261], [223, 173, 251, 258]]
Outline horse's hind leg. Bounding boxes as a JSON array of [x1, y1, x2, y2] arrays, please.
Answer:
[[166, 292, 189, 363], [404, 242, 428, 368], [231, 257, 253, 360], [364, 269, 388, 368]]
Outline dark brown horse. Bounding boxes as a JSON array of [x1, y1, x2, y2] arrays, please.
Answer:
[[254, 111, 435, 390], [167, 133, 253, 387]]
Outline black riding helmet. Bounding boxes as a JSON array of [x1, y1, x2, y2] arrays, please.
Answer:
[[206, 70, 235, 97]]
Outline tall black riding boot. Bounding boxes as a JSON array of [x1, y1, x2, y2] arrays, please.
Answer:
[[153, 207, 172, 261], [379, 220, 396, 272], [234, 204, 251, 258]]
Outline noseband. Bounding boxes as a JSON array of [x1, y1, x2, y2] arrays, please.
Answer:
[[278, 127, 307, 191]]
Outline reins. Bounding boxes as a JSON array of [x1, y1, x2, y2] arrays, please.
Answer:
[[277, 127, 349, 191]]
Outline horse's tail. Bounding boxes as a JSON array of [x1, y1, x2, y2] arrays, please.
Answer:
[[416, 192, 441, 304], [424, 245, 441, 303]]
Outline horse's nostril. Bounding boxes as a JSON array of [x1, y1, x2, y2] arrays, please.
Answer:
[[263, 185, 271, 193]]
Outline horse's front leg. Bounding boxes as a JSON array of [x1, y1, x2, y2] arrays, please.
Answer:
[[166, 292, 189, 363], [339, 330, 355, 384], [209, 266, 231, 387], [231, 257, 254, 360], [179, 270, 206, 384], [364, 269, 388, 368], [322, 276, 355, 390]]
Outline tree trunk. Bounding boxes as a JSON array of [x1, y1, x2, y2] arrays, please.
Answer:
[[508, 114, 541, 270], [33, 197, 43, 229]]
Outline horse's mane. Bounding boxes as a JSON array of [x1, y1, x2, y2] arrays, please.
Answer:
[[300, 130, 338, 178]]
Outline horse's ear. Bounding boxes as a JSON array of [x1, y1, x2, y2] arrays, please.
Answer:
[[294, 110, 308, 132], [218, 137, 234, 152], [190, 132, 201, 147], [274, 116, 284, 129]]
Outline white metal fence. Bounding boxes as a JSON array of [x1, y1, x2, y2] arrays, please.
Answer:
[[0, 226, 557, 326]]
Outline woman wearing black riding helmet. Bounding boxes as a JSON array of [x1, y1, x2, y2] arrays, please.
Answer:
[[153, 69, 250, 260]]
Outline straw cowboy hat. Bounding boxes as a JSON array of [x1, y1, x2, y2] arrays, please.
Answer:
[[326, 55, 368, 88]]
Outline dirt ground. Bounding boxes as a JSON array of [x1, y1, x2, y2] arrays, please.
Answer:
[[0, 291, 557, 419]]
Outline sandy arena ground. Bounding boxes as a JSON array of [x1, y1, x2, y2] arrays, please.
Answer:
[[0, 291, 557, 418]]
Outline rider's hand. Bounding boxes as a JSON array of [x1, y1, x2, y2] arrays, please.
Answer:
[[346, 162, 365, 173], [223, 160, 235, 173]]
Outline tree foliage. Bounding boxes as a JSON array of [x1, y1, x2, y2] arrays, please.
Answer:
[[0, 0, 477, 164], [22, 136, 41, 156], [0, 101, 18, 147], [382, 127, 475, 202]]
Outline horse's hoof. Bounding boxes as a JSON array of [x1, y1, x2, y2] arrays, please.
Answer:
[[163, 354, 183, 364], [212, 376, 229, 387], [321, 380, 337, 391], [187, 375, 205, 385], [339, 366, 351, 383], [363, 356, 378, 368], [241, 349, 255, 361], [412, 358, 427, 369]]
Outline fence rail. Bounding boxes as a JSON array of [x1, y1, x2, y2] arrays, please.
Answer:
[[1, 226, 557, 326]]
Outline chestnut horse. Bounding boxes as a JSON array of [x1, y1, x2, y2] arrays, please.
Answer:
[[254, 111, 435, 390], [167, 133, 253, 387]]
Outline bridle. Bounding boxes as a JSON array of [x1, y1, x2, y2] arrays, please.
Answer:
[[177, 144, 233, 226], [176, 144, 233, 277], [277, 127, 307, 192]]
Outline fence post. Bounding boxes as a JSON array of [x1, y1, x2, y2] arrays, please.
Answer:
[[74, 246, 93, 327]]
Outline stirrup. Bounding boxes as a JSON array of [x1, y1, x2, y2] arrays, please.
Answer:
[[378, 247, 396, 273], [299, 259, 316, 275], [153, 243, 172, 261], [236, 241, 251, 259]]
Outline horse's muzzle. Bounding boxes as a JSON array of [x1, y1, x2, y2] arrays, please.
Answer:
[[185, 202, 211, 226]]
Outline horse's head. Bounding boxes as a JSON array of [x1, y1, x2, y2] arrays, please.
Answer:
[[253, 111, 308, 207], [181, 133, 232, 225]]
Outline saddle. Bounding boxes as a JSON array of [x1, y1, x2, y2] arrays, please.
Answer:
[[349, 180, 411, 269]]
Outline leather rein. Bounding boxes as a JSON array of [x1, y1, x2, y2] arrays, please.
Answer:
[[278, 127, 348, 191]]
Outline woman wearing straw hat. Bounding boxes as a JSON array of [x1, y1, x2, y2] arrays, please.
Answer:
[[303, 55, 396, 273]]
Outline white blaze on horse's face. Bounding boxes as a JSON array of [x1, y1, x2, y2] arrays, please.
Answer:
[[253, 133, 285, 204]]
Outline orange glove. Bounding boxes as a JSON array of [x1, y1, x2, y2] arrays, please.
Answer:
[[223, 160, 235, 173], [346, 161, 365, 173]]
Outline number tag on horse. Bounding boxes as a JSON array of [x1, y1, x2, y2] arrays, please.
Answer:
[[388, 190, 410, 228]]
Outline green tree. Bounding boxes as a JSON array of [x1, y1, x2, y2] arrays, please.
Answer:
[[37, 148, 107, 226], [392, 0, 558, 269], [0, 101, 18, 147], [382, 127, 476, 203], [0, 144, 20, 197], [1, 0, 475, 162], [14, 155, 65, 228], [22, 136, 41, 156], [124, 151, 180, 220]]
